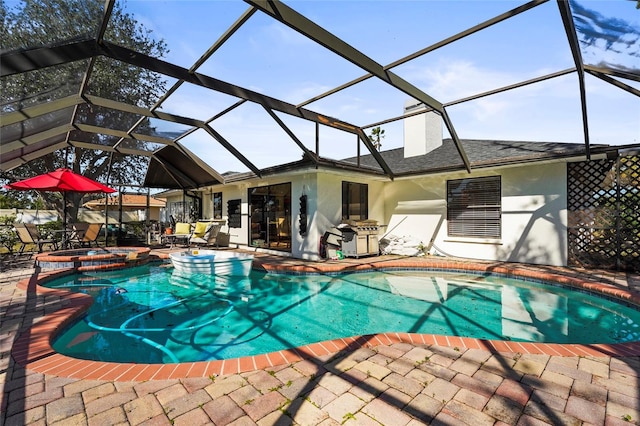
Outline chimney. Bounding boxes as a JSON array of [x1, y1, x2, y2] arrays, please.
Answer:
[[403, 100, 443, 158]]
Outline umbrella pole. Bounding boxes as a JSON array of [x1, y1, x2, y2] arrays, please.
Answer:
[[104, 196, 109, 247], [63, 191, 67, 249]]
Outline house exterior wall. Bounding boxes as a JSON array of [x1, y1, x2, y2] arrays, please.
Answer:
[[200, 192, 212, 220], [161, 162, 567, 266], [293, 172, 318, 260], [147, 207, 162, 222], [383, 162, 568, 266], [219, 171, 386, 260], [222, 184, 250, 247], [192, 171, 320, 259], [166, 169, 385, 260], [315, 171, 386, 256]]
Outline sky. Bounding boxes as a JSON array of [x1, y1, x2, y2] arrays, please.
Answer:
[[119, 0, 639, 173]]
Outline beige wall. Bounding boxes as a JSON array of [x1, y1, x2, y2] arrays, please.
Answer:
[[197, 168, 385, 260], [0, 209, 59, 224], [200, 171, 319, 258], [176, 161, 568, 266], [383, 162, 568, 266], [315, 172, 385, 226], [314, 171, 385, 259]]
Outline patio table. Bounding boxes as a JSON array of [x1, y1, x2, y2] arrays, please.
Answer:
[[162, 234, 190, 248], [50, 228, 74, 250]]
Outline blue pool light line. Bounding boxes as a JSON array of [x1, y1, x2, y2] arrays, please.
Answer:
[[119, 329, 180, 363], [117, 294, 234, 332], [83, 289, 235, 363]]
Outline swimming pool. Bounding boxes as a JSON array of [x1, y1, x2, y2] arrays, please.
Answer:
[[45, 264, 640, 364]]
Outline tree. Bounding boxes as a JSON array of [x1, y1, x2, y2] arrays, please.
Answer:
[[368, 126, 385, 151], [0, 191, 33, 209], [1, 0, 168, 222]]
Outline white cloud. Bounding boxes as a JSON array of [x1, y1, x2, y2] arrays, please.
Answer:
[[264, 22, 315, 47]]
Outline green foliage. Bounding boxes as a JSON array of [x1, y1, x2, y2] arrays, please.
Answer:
[[0, 191, 35, 209], [0, 214, 17, 226], [125, 221, 146, 239], [0, 215, 18, 253], [2, 0, 169, 221], [342, 412, 356, 424], [0, 227, 18, 253], [367, 126, 385, 151], [592, 159, 640, 243], [39, 220, 63, 242]]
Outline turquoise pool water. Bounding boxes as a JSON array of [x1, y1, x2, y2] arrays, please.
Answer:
[[47, 265, 640, 364]]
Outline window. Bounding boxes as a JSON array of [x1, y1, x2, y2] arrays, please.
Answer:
[[342, 181, 368, 220], [447, 176, 501, 239], [168, 201, 187, 222], [212, 192, 223, 219], [227, 199, 241, 228]]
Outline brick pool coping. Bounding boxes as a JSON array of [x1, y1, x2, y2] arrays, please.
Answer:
[[12, 256, 640, 382], [34, 246, 151, 272]]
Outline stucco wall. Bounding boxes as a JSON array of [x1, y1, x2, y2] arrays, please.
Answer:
[[193, 170, 385, 260], [200, 192, 212, 220], [292, 173, 318, 260], [165, 162, 568, 266], [383, 163, 568, 266], [196, 172, 321, 259], [316, 173, 386, 224], [223, 185, 250, 247]]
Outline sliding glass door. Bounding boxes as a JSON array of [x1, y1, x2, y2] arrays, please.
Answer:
[[249, 183, 291, 251]]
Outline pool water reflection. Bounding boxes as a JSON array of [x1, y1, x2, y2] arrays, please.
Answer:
[[46, 265, 640, 364]]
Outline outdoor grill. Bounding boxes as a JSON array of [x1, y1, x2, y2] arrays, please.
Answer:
[[338, 220, 380, 258]]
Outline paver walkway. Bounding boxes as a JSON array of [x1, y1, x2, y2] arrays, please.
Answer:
[[1, 252, 639, 425]]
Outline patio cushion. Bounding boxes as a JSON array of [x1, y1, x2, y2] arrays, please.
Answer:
[[193, 222, 208, 238], [175, 222, 191, 234], [190, 222, 222, 246]]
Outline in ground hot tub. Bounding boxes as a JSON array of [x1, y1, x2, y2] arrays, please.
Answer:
[[35, 247, 151, 272]]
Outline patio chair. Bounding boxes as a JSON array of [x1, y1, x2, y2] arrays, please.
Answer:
[[190, 222, 222, 247], [68, 223, 102, 247], [14, 223, 58, 253], [170, 222, 192, 247]]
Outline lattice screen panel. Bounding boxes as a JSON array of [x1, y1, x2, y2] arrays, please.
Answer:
[[567, 154, 640, 271], [617, 155, 640, 270]]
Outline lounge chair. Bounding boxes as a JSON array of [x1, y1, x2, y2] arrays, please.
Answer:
[[170, 222, 192, 247], [189, 222, 222, 247], [68, 223, 102, 247], [14, 223, 58, 253]]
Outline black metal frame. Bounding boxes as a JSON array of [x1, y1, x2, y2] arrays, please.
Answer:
[[2, 0, 639, 188]]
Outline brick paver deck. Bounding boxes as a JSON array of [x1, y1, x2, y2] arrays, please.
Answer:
[[1, 250, 639, 425]]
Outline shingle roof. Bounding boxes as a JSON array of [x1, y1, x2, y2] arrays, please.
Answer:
[[341, 139, 611, 176], [84, 194, 166, 208], [216, 139, 614, 183]]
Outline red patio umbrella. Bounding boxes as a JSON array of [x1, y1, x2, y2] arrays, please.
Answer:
[[4, 168, 116, 245], [4, 168, 116, 193]]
